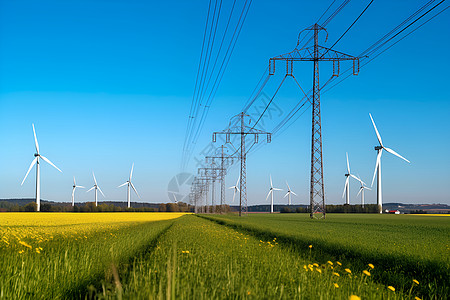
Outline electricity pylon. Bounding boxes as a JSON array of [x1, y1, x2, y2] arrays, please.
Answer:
[[206, 145, 236, 208], [213, 112, 271, 216], [269, 24, 360, 219]]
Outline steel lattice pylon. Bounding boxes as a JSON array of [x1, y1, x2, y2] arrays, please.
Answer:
[[213, 112, 271, 216], [269, 23, 361, 219]]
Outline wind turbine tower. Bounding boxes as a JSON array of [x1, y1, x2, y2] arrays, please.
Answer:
[[118, 163, 140, 208], [71, 177, 84, 206], [21, 124, 62, 212], [342, 153, 361, 205], [369, 114, 410, 213], [284, 181, 297, 205], [87, 172, 105, 206], [266, 175, 282, 213]]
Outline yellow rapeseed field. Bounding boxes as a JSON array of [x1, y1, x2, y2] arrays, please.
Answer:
[[0, 212, 186, 252]]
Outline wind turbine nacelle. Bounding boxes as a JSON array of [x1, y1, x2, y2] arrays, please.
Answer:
[[34, 153, 39, 157], [345, 173, 350, 177], [374, 146, 382, 151]]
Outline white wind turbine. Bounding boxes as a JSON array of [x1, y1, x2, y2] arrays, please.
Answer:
[[21, 124, 62, 212], [284, 181, 297, 205], [356, 177, 371, 208], [71, 177, 84, 206], [342, 153, 362, 205], [228, 175, 240, 203], [266, 175, 282, 213], [86, 172, 105, 206], [369, 113, 410, 213], [118, 163, 140, 208]]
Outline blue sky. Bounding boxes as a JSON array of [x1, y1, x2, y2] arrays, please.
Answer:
[[0, 0, 449, 206]]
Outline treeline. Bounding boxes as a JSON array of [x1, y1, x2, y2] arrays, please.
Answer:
[[280, 204, 379, 213], [0, 201, 193, 212]]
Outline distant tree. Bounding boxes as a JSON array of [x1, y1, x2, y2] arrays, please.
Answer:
[[40, 203, 52, 212], [24, 202, 37, 212]]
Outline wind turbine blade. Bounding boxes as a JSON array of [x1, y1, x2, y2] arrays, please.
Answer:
[[369, 113, 383, 146], [371, 150, 382, 187], [118, 182, 128, 188], [97, 186, 105, 197], [350, 174, 363, 184], [76, 185, 85, 189], [235, 175, 240, 187], [93, 172, 97, 185], [346, 152, 350, 173], [342, 177, 349, 198], [32, 124, 39, 153], [265, 190, 272, 202], [86, 186, 94, 192], [291, 191, 298, 196], [228, 186, 235, 190], [40, 155, 62, 172], [357, 188, 362, 197], [232, 190, 236, 203], [273, 188, 283, 191], [384, 147, 410, 163], [130, 182, 140, 199], [21, 158, 37, 185], [286, 181, 291, 190], [73, 176, 76, 186], [284, 192, 289, 198], [270, 175, 273, 188], [130, 163, 134, 180], [364, 187, 372, 191], [236, 187, 240, 192]]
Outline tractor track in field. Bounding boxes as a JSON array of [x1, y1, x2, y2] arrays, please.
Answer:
[[66, 220, 176, 300]]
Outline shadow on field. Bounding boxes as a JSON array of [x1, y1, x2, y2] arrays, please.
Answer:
[[62, 222, 174, 299], [199, 215, 449, 299]]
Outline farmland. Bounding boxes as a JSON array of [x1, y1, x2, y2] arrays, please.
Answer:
[[0, 213, 448, 299]]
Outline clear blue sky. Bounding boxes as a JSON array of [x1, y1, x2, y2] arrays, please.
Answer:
[[1, 0, 449, 205]]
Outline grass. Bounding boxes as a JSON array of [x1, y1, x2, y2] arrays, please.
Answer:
[[0, 212, 185, 299], [101, 215, 408, 299], [202, 213, 450, 299], [1, 212, 446, 299]]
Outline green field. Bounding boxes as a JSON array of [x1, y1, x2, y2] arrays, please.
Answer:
[[1, 213, 448, 299]]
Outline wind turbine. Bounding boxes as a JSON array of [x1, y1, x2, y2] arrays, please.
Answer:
[[21, 124, 62, 212], [118, 163, 140, 208], [266, 175, 282, 213], [228, 175, 240, 203], [284, 181, 297, 205], [356, 177, 371, 208], [86, 172, 105, 206], [71, 177, 84, 206], [369, 113, 410, 213], [342, 153, 362, 205]]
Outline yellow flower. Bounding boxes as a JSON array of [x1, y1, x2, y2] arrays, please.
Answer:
[[333, 272, 340, 277], [345, 268, 352, 274], [388, 286, 395, 292], [368, 263, 374, 269], [18, 250, 24, 254], [414, 297, 421, 300], [35, 248, 40, 254], [349, 296, 361, 300], [363, 270, 371, 276], [334, 283, 339, 288], [316, 268, 322, 274], [313, 263, 319, 267], [337, 261, 342, 266], [247, 291, 251, 295], [309, 245, 312, 249], [327, 261, 333, 265], [413, 279, 419, 285]]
